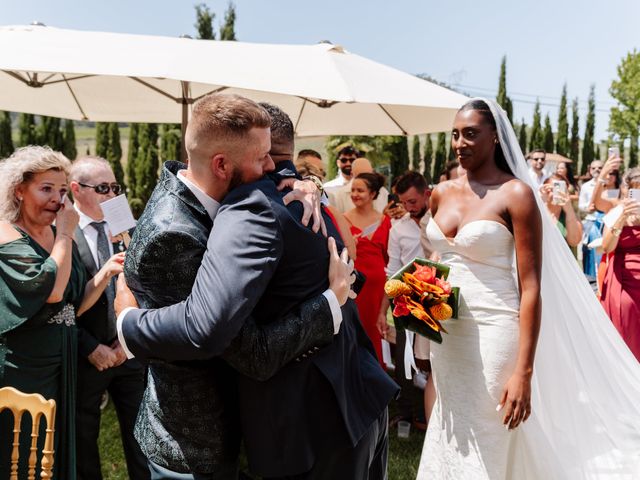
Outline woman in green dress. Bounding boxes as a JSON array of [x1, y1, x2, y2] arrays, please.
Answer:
[[0, 146, 124, 479]]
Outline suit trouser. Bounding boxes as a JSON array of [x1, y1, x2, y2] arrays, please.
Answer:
[[267, 408, 389, 480], [76, 357, 149, 480], [393, 328, 415, 419]]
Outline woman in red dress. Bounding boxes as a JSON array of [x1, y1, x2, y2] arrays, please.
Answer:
[[345, 172, 391, 365], [600, 168, 640, 360]]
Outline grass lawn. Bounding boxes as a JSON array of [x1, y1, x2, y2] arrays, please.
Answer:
[[98, 376, 425, 479]]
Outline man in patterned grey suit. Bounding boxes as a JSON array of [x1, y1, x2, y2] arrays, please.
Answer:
[[123, 94, 350, 479]]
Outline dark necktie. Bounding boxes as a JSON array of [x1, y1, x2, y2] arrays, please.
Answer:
[[90, 221, 116, 339]]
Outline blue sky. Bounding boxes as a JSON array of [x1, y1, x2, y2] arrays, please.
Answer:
[[4, 0, 638, 141]]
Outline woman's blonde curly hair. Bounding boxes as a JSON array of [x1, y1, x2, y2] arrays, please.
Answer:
[[0, 146, 71, 222]]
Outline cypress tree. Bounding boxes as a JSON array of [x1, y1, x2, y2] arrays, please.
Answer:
[[582, 85, 596, 175], [220, 2, 237, 41], [195, 4, 215, 40], [433, 132, 447, 181], [543, 114, 554, 153], [17, 113, 37, 147], [95, 122, 110, 158], [127, 124, 140, 197], [160, 124, 181, 162], [0, 111, 14, 158], [38, 116, 63, 150], [134, 123, 159, 204], [570, 97, 580, 163], [529, 100, 543, 151], [411, 135, 421, 170], [388, 136, 410, 181], [629, 135, 638, 168], [423, 134, 433, 179], [556, 84, 569, 156], [107, 123, 125, 186], [62, 119, 77, 160], [496, 55, 513, 123], [518, 120, 527, 155]]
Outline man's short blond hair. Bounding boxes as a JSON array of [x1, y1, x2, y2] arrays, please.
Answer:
[[70, 156, 113, 184], [185, 93, 271, 160]]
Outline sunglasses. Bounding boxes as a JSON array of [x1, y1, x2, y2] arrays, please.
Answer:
[[79, 182, 122, 195], [339, 157, 356, 164]]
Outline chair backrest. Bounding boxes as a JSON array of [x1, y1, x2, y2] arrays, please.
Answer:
[[0, 386, 56, 480]]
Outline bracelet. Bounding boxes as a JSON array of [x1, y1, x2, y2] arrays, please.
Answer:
[[597, 179, 608, 186], [302, 175, 324, 195], [57, 232, 74, 241], [611, 226, 622, 237]]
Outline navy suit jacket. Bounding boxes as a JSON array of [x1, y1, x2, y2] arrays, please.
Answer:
[[122, 161, 399, 476]]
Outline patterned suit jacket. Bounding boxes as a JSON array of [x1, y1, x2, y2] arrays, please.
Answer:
[[124, 161, 336, 475]]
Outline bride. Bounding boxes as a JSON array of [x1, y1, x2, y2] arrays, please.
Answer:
[[417, 99, 640, 479]]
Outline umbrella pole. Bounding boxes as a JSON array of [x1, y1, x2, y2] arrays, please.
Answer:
[[181, 81, 189, 164]]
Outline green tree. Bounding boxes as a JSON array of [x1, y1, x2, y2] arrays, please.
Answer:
[[160, 124, 182, 162], [529, 100, 543, 151], [38, 116, 63, 150], [0, 111, 14, 158], [195, 3, 215, 40], [517, 120, 527, 155], [433, 132, 447, 180], [127, 124, 140, 197], [630, 136, 639, 168], [569, 98, 580, 163], [134, 123, 159, 204], [582, 85, 596, 175], [17, 113, 37, 147], [62, 119, 77, 160], [107, 123, 125, 186], [609, 49, 640, 170], [543, 114, 554, 153], [423, 134, 433, 179], [95, 122, 110, 158], [220, 2, 237, 41], [496, 55, 513, 123], [388, 136, 410, 181], [411, 135, 421, 170], [555, 84, 569, 156]]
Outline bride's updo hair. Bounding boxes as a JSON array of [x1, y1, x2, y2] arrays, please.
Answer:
[[458, 99, 513, 175], [355, 172, 386, 199]]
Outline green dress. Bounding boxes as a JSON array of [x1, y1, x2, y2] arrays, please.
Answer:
[[0, 227, 86, 480]]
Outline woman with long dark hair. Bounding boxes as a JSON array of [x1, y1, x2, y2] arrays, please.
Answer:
[[417, 99, 640, 478]]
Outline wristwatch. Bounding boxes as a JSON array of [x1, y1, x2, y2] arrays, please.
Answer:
[[302, 175, 324, 196]]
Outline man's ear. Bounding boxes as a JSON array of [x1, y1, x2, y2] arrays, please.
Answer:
[[69, 180, 81, 196], [210, 153, 229, 180]]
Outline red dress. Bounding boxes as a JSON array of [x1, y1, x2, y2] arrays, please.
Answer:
[[600, 226, 640, 361], [349, 215, 392, 365]]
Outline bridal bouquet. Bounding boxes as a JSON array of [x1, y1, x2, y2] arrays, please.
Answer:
[[384, 258, 459, 344]]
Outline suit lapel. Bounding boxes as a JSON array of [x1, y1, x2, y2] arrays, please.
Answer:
[[74, 225, 99, 277]]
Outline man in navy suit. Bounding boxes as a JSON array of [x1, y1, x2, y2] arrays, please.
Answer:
[[117, 97, 398, 479]]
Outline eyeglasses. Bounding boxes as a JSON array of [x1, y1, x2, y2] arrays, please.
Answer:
[[79, 182, 122, 195], [531, 158, 545, 163], [339, 157, 356, 164]]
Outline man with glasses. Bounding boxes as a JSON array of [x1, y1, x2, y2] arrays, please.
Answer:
[[527, 149, 549, 188], [323, 145, 358, 192], [578, 160, 606, 276], [69, 156, 149, 480]]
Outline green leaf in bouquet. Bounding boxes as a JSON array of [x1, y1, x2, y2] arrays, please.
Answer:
[[395, 315, 443, 344]]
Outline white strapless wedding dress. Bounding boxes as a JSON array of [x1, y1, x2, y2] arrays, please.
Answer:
[[418, 219, 531, 479], [418, 218, 640, 479]]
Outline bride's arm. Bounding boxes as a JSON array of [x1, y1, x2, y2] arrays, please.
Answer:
[[501, 181, 543, 430]]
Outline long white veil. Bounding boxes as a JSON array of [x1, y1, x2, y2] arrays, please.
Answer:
[[484, 98, 640, 478]]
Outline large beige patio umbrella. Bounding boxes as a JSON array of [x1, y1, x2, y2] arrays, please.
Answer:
[[0, 24, 467, 158]]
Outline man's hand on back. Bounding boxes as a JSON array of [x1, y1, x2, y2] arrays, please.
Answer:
[[115, 273, 139, 318]]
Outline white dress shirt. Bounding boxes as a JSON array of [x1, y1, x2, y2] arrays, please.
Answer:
[[527, 167, 549, 189], [386, 213, 423, 277], [117, 171, 343, 359], [323, 173, 348, 191], [75, 206, 114, 268], [579, 178, 597, 213]]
